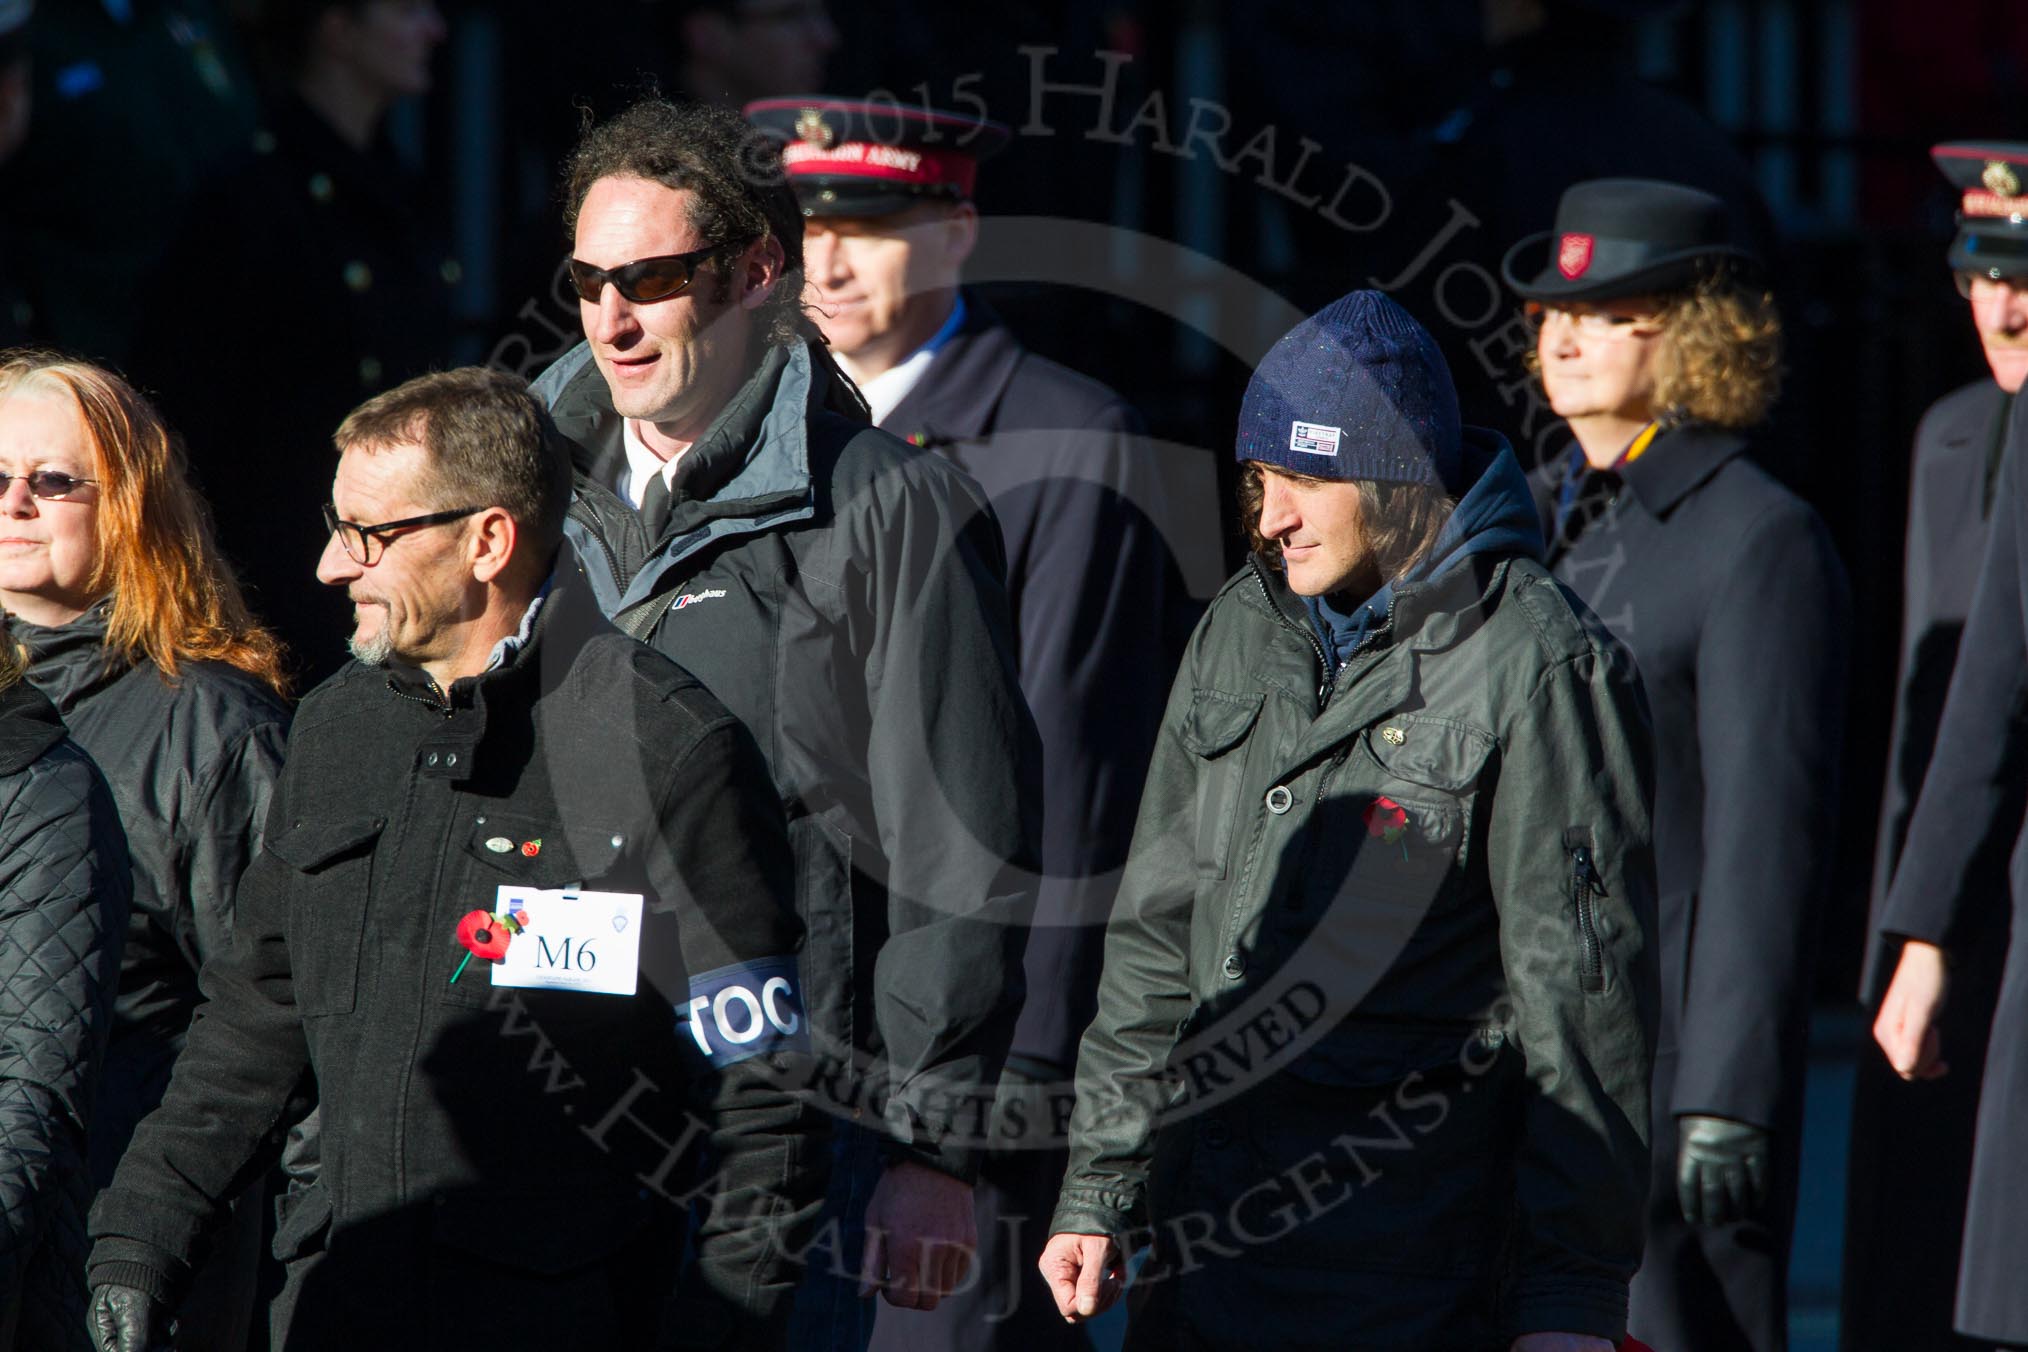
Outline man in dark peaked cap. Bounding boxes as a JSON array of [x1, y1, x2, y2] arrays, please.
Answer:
[[1865, 141, 2028, 1352], [746, 95, 1191, 1351]]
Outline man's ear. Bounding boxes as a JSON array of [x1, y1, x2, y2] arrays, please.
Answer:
[[738, 234, 789, 313], [944, 201, 979, 272], [468, 508, 519, 585]]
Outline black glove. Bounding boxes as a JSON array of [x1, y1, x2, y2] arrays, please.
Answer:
[[87, 1284, 172, 1352], [1675, 1114, 1771, 1227]]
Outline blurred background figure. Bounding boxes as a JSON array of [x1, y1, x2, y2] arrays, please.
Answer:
[[0, 479, 133, 1351], [0, 0, 36, 348], [130, 0, 456, 685], [0, 0, 256, 364], [0, 350, 290, 1352], [1844, 141, 2028, 1352], [1511, 179, 1849, 1352], [751, 94, 1188, 1350], [665, 0, 837, 107]]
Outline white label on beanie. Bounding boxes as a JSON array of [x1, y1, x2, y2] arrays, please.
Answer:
[[1290, 421, 1342, 456]]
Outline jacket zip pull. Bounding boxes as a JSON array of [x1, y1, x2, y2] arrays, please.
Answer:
[[1573, 845, 1606, 994]]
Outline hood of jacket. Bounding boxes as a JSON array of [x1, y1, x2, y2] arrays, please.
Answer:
[[11, 600, 131, 716], [1304, 428, 1545, 672], [541, 336, 879, 613]]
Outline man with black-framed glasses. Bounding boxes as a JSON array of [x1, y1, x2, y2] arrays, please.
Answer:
[[86, 366, 826, 1350], [531, 97, 1040, 1350]]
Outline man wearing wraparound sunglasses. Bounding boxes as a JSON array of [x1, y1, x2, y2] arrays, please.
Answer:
[[530, 98, 1041, 1350]]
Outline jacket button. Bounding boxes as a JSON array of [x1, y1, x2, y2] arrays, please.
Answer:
[[444, 752, 459, 767], [424, 751, 440, 767], [1201, 1120, 1232, 1149], [1265, 785, 1293, 814], [1222, 952, 1246, 980]]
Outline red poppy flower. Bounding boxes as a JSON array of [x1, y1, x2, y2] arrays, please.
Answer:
[[1364, 796, 1408, 841], [1621, 1341, 1656, 1352], [457, 908, 513, 962]]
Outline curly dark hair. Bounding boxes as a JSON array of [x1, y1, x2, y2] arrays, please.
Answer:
[[562, 97, 806, 347]]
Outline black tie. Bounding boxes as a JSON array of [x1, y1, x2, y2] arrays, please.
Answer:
[[638, 470, 672, 542]]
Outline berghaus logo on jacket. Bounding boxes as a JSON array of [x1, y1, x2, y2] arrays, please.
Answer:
[[671, 588, 728, 611]]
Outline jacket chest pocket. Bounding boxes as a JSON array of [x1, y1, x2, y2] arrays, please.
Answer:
[[1179, 689, 1266, 879], [1325, 718, 1496, 915], [439, 813, 627, 1013], [269, 817, 386, 1018]]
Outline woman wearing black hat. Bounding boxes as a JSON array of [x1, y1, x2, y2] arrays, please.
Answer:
[[1506, 178, 1850, 1352]]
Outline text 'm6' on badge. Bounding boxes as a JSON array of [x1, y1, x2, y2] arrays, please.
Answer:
[[490, 886, 643, 996], [680, 957, 810, 1067]]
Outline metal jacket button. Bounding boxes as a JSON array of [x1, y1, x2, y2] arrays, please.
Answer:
[[1265, 785, 1294, 814], [1222, 952, 1246, 980]]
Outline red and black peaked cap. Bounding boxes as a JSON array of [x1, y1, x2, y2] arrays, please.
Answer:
[[1933, 142, 2028, 281], [745, 95, 1011, 219]]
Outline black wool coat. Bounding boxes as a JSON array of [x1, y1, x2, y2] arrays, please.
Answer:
[[1536, 422, 1850, 1131], [86, 572, 825, 1350], [881, 298, 1190, 1075], [1844, 377, 2017, 1352], [1536, 422, 1849, 1349], [1881, 395, 2028, 1344], [1867, 379, 2020, 992], [0, 679, 132, 1352]]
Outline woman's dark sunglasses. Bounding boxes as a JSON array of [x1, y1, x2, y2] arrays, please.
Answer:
[[565, 240, 751, 305], [0, 469, 97, 500]]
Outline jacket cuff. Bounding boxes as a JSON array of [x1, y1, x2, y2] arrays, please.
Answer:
[[1048, 1188, 1143, 1250], [1508, 1277, 1628, 1342], [85, 1255, 181, 1308]]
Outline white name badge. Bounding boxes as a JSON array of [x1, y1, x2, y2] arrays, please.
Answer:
[[489, 886, 643, 996]]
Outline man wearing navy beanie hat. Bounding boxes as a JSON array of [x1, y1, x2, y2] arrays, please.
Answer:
[[1045, 292, 1660, 1350]]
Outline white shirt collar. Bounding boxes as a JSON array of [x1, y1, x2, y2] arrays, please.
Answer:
[[620, 417, 689, 509], [857, 293, 968, 428]]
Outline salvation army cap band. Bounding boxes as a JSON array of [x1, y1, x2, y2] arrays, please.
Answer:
[[1933, 142, 2028, 282], [746, 95, 1012, 219]]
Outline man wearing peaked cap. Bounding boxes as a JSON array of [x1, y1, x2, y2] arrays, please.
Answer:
[[1866, 141, 2028, 1351], [749, 94, 1190, 1352], [1045, 290, 1658, 1351]]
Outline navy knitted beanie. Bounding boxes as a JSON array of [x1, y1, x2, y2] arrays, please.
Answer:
[[1235, 290, 1462, 489]]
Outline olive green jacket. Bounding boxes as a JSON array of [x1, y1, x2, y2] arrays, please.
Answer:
[[1051, 527, 1659, 1342]]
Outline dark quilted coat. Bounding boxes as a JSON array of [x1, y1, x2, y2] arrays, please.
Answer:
[[0, 675, 132, 1350]]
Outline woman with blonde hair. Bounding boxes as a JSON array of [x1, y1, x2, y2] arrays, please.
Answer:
[[0, 349, 289, 1350], [1505, 179, 1850, 1352], [0, 616, 132, 1351]]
